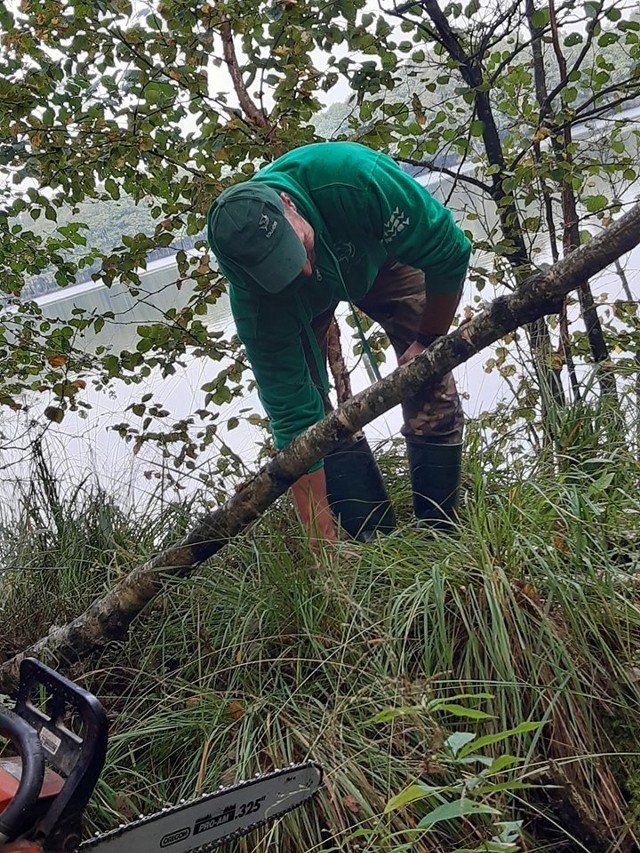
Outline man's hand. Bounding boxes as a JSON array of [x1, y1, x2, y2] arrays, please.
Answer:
[[398, 340, 427, 366], [291, 468, 338, 547]]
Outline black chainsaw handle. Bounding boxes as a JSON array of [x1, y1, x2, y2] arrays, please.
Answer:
[[15, 659, 108, 853], [0, 709, 45, 844]]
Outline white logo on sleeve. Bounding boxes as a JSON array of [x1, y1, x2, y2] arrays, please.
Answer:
[[383, 207, 410, 243], [258, 213, 278, 238]]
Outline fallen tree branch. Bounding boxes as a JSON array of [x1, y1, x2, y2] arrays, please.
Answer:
[[1, 201, 639, 694]]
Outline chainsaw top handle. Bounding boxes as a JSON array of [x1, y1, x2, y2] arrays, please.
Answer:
[[0, 710, 45, 845]]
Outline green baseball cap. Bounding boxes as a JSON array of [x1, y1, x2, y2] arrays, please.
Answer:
[[207, 183, 307, 293]]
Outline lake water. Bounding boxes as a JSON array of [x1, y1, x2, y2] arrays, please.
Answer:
[[1, 121, 639, 509]]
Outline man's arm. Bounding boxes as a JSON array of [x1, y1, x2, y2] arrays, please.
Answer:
[[235, 303, 338, 545], [417, 290, 461, 338], [366, 154, 470, 365], [399, 289, 462, 365]]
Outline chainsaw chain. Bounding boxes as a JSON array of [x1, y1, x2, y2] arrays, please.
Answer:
[[79, 763, 320, 853]]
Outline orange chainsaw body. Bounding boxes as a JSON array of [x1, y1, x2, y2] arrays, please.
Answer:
[[0, 759, 64, 813], [0, 758, 64, 853]]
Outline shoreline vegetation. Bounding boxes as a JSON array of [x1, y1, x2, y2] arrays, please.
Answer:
[[2, 404, 640, 852]]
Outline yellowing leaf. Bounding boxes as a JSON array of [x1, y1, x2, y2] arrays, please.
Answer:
[[228, 701, 244, 721], [533, 127, 551, 143], [47, 354, 67, 368], [412, 93, 426, 126]]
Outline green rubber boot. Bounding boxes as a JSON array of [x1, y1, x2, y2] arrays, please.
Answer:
[[324, 436, 396, 542], [406, 441, 463, 532]]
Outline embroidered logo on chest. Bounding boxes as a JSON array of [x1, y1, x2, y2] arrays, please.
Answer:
[[334, 241, 356, 263]]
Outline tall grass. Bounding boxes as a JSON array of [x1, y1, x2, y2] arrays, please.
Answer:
[[1, 402, 640, 852]]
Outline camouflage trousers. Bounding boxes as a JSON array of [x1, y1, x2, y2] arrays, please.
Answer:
[[307, 260, 465, 445]]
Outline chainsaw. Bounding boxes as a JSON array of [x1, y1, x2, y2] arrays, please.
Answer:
[[0, 659, 322, 853]]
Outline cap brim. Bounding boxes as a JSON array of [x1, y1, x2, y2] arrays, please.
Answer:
[[247, 219, 307, 293]]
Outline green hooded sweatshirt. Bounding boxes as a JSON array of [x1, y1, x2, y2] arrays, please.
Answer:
[[208, 141, 471, 459]]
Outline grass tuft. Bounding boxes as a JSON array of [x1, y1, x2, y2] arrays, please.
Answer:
[[2, 406, 640, 851]]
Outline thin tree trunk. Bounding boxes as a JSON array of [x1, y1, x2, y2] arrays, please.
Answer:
[[526, 0, 582, 407], [547, 0, 619, 407], [418, 0, 566, 422], [327, 317, 353, 404], [0, 200, 639, 694]]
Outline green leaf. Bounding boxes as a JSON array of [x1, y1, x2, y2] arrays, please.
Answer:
[[436, 703, 494, 720], [457, 754, 493, 766], [470, 119, 485, 137], [531, 8, 549, 28], [145, 82, 175, 104], [592, 471, 615, 491], [137, 337, 154, 353], [385, 783, 443, 813], [0, 5, 14, 29], [155, 232, 175, 247], [598, 32, 617, 47], [105, 178, 120, 200], [485, 754, 522, 775], [265, 2, 284, 20], [564, 32, 583, 47], [417, 799, 501, 829], [585, 194, 609, 213], [457, 722, 543, 758], [445, 731, 477, 756], [44, 406, 65, 424]]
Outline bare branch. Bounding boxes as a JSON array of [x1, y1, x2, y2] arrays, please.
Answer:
[[538, 0, 605, 123], [219, 13, 269, 129], [394, 155, 492, 193]]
